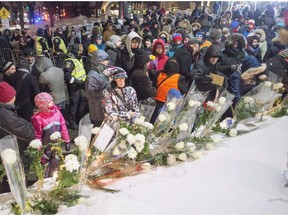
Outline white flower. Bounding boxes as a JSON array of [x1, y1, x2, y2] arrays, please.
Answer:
[[215, 105, 222, 112], [126, 133, 135, 145], [167, 154, 176, 165], [64, 154, 78, 163], [273, 82, 284, 90], [218, 97, 226, 105], [158, 114, 167, 122], [264, 81, 272, 88], [74, 135, 89, 152], [91, 127, 101, 135], [175, 141, 185, 149], [195, 101, 201, 107], [188, 100, 198, 107], [206, 101, 215, 107], [112, 147, 120, 156], [134, 133, 145, 145], [127, 147, 138, 160], [64, 154, 80, 172], [219, 121, 228, 129], [134, 116, 145, 125], [78, 197, 86, 204], [1, 149, 17, 165], [259, 74, 267, 81], [58, 204, 68, 212], [229, 129, 238, 137], [134, 142, 145, 153], [191, 151, 202, 159], [50, 131, 61, 141], [167, 102, 176, 111], [212, 136, 222, 144], [29, 139, 42, 149], [119, 140, 127, 150], [186, 142, 196, 152], [206, 143, 214, 150], [119, 128, 129, 136], [141, 162, 151, 170], [178, 153, 187, 161], [142, 122, 154, 130], [179, 123, 188, 131]]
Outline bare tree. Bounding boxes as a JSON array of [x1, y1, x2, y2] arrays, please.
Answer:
[[18, 2, 24, 29], [27, 2, 36, 25]]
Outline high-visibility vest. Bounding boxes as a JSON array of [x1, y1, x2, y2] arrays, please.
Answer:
[[53, 36, 67, 53], [65, 58, 86, 81], [155, 73, 180, 102], [35, 36, 48, 55]]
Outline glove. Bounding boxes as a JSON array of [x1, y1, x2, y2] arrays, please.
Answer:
[[195, 75, 214, 92], [230, 65, 238, 71], [65, 143, 70, 152]]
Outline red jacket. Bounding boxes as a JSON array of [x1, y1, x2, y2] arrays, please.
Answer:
[[152, 39, 169, 71], [31, 105, 70, 144]]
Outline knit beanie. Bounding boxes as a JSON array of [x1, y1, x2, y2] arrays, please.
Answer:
[[2, 61, 14, 74], [279, 48, 288, 59], [36, 28, 44, 36], [0, 82, 16, 103], [110, 67, 128, 79], [17, 57, 30, 73], [194, 30, 203, 39], [23, 47, 34, 57], [134, 49, 150, 67], [164, 58, 180, 74], [109, 35, 121, 44], [247, 21, 255, 31], [172, 33, 183, 42], [34, 92, 53, 111], [88, 44, 97, 53], [209, 28, 222, 39]]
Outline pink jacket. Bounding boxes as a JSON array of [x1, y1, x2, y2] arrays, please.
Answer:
[[31, 105, 70, 144]]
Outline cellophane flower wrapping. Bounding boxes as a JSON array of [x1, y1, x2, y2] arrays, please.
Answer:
[[0, 135, 27, 210], [138, 98, 156, 123]]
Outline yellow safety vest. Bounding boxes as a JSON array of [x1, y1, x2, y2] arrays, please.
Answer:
[[65, 58, 86, 81], [35, 36, 48, 55], [53, 36, 67, 54]]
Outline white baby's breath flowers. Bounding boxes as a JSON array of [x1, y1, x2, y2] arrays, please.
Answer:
[[127, 148, 138, 160], [215, 105, 222, 112], [74, 135, 89, 152], [1, 149, 17, 165], [134, 116, 146, 125], [229, 129, 238, 137], [134, 133, 145, 145], [273, 82, 284, 90], [134, 142, 145, 153], [158, 113, 167, 122], [218, 97, 226, 105], [191, 151, 202, 159], [206, 101, 215, 107], [141, 162, 151, 170], [167, 102, 176, 111], [112, 147, 120, 156], [29, 139, 42, 149], [142, 122, 154, 130], [178, 153, 187, 161], [259, 74, 267, 81], [91, 127, 101, 135], [126, 133, 135, 145], [119, 128, 129, 136], [264, 81, 272, 88], [206, 143, 214, 150], [175, 141, 185, 149], [50, 131, 61, 141], [179, 123, 188, 131], [167, 154, 176, 165], [64, 154, 80, 172]]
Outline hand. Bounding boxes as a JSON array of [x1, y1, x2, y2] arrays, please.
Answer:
[[65, 143, 70, 152], [129, 111, 136, 118], [230, 64, 238, 71]]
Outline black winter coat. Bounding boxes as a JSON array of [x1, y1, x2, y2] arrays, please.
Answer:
[[116, 47, 136, 76], [105, 44, 120, 66]]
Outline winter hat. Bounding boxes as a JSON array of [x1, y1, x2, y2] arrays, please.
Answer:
[[92, 50, 110, 64], [109, 35, 121, 44], [164, 58, 180, 74], [134, 49, 150, 67], [2, 61, 14, 74], [194, 30, 203, 39], [247, 21, 255, 31], [34, 92, 53, 111], [36, 28, 44, 36], [96, 34, 102, 39], [279, 48, 288, 59], [172, 33, 183, 42], [17, 57, 30, 73], [209, 28, 222, 39], [222, 27, 230, 35], [88, 44, 97, 53], [0, 82, 16, 103], [70, 43, 83, 55], [175, 29, 186, 38], [111, 67, 128, 79], [23, 47, 34, 57], [186, 37, 200, 45]]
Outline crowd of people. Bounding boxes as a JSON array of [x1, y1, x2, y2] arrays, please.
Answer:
[[1, 2, 288, 192]]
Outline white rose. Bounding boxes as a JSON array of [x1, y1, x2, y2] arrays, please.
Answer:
[[112, 147, 120, 156], [206, 143, 214, 150], [58, 204, 68, 212], [218, 97, 226, 105], [91, 127, 101, 135], [1, 149, 17, 165], [219, 120, 228, 129], [273, 82, 284, 90], [141, 162, 151, 170], [119, 128, 129, 136], [175, 141, 185, 149], [64, 154, 78, 163], [259, 74, 267, 81], [229, 129, 238, 137], [74, 135, 88, 152], [142, 122, 154, 130], [188, 100, 196, 107], [50, 131, 61, 141], [64, 154, 80, 172], [264, 81, 272, 88], [134, 116, 145, 125], [195, 101, 201, 107], [127, 148, 138, 160], [158, 114, 167, 122], [178, 153, 187, 161], [216, 105, 222, 112], [78, 197, 86, 204], [191, 151, 202, 159], [126, 134, 135, 145], [206, 101, 215, 107], [179, 123, 188, 131], [186, 142, 196, 152], [167, 102, 176, 111], [212, 136, 221, 144], [167, 154, 176, 165], [29, 139, 42, 149], [134, 133, 145, 145]]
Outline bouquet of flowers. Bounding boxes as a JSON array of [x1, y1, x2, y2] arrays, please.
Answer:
[[0, 135, 27, 211]]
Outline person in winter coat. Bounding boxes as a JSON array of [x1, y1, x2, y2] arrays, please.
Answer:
[[31, 92, 70, 177], [142, 35, 154, 55], [34, 57, 66, 111], [105, 35, 122, 66], [85, 50, 110, 126], [253, 29, 268, 61], [1, 61, 16, 82], [101, 67, 140, 122], [150, 57, 188, 124], [5, 57, 40, 122], [150, 21, 160, 40], [150, 39, 169, 72], [93, 34, 106, 51], [0, 31, 10, 49], [3, 29, 11, 48], [115, 31, 142, 76], [81, 32, 92, 57], [67, 30, 80, 49], [129, 49, 157, 101], [24, 35, 35, 51], [199, 28, 223, 58], [167, 33, 184, 58], [103, 23, 116, 43], [35, 28, 49, 56], [84, 44, 98, 73], [245, 33, 261, 63]]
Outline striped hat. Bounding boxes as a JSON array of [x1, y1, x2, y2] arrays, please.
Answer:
[[2, 61, 14, 73]]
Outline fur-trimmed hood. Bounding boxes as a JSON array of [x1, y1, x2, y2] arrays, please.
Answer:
[[191, 22, 201, 31], [179, 19, 190, 29], [241, 63, 267, 85], [253, 29, 266, 42], [225, 33, 246, 50], [158, 31, 170, 42]]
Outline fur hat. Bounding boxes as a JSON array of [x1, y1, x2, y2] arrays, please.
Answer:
[[0, 82, 16, 103]]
